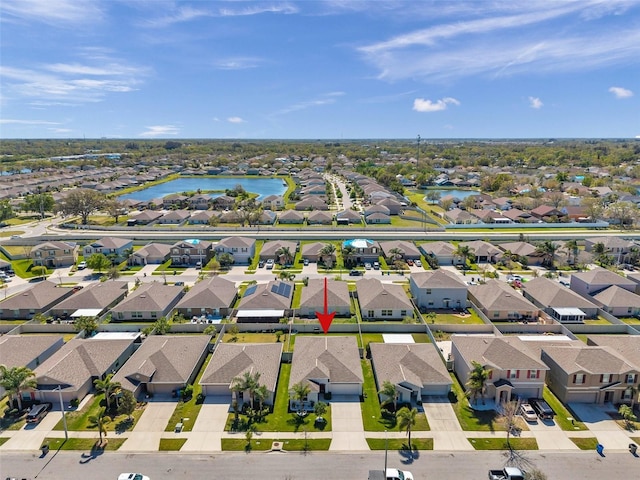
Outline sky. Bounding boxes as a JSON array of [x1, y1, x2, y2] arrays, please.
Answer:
[[1, 0, 639, 139]]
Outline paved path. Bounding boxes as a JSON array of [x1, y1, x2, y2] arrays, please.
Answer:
[[329, 396, 369, 451]]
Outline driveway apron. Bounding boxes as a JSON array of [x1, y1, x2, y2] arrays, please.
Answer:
[[423, 396, 474, 451], [120, 400, 176, 452], [569, 403, 634, 450], [181, 396, 231, 452], [329, 395, 368, 451]]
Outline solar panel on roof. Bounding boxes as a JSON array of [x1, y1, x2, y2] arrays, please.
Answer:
[[271, 282, 291, 298]]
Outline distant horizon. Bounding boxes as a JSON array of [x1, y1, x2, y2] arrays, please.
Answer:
[[1, 1, 638, 139], [1, 137, 639, 142]]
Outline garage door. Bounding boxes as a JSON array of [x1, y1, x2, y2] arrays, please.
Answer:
[[421, 385, 450, 396], [330, 383, 361, 396], [566, 391, 597, 403], [202, 385, 232, 397]]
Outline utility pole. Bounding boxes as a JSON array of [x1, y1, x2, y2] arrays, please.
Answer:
[[416, 134, 421, 170], [57, 385, 68, 440]]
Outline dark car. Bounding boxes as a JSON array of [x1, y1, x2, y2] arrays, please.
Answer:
[[258, 260, 265, 268], [26, 402, 52, 423], [349, 270, 363, 276], [528, 398, 554, 420]]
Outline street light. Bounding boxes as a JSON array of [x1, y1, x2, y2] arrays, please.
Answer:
[[56, 385, 68, 440]]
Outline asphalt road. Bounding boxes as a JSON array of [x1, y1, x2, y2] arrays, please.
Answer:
[[1, 450, 637, 480]]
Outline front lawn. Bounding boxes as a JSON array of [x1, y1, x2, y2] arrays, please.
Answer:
[[0, 437, 9, 447], [221, 437, 332, 451], [468, 437, 538, 450], [366, 438, 433, 450], [164, 353, 212, 432], [42, 437, 126, 451], [570, 437, 599, 450], [450, 374, 514, 432], [12, 259, 53, 278], [225, 363, 332, 433], [159, 438, 187, 451], [53, 394, 144, 432], [542, 386, 587, 431]]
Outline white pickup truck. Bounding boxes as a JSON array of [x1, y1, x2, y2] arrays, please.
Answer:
[[488, 467, 525, 480], [368, 468, 414, 480]]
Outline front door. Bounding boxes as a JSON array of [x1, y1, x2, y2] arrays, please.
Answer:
[[604, 391, 614, 403]]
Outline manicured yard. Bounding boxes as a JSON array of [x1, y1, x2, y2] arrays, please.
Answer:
[[221, 331, 291, 351], [164, 353, 212, 432], [53, 393, 144, 432], [582, 316, 613, 325], [12, 259, 53, 278], [432, 311, 484, 325], [0, 437, 9, 447], [0, 229, 26, 236], [221, 437, 331, 451], [361, 360, 429, 432], [366, 438, 433, 450], [225, 363, 332, 433], [620, 317, 640, 325], [570, 437, 599, 450], [159, 438, 187, 451], [542, 386, 587, 431], [360, 333, 384, 349], [412, 333, 431, 343], [468, 437, 538, 450], [42, 437, 126, 451]]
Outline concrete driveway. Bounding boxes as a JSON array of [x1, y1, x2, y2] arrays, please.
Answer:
[[119, 399, 176, 452], [569, 403, 635, 450], [525, 416, 578, 450], [329, 395, 368, 451], [423, 396, 474, 451], [181, 396, 231, 452]]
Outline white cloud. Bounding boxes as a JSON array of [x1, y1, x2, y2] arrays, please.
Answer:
[[139, 125, 180, 137], [219, 3, 298, 17], [0, 118, 60, 125], [213, 57, 265, 70], [48, 128, 73, 134], [271, 92, 343, 116], [609, 86, 633, 98], [227, 117, 245, 124], [413, 97, 460, 112], [1, 0, 103, 25], [528, 96, 543, 109], [143, 6, 213, 28]]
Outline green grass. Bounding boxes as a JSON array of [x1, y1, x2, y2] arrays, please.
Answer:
[[361, 359, 429, 432], [366, 438, 433, 450], [570, 437, 600, 450], [291, 283, 303, 309], [222, 332, 290, 350], [412, 333, 431, 343], [360, 333, 384, 349], [632, 437, 640, 444], [225, 363, 332, 432], [432, 311, 484, 325], [221, 437, 331, 451], [582, 316, 613, 325], [0, 229, 26, 236], [542, 386, 587, 431], [159, 438, 187, 451], [0, 437, 9, 447], [12, 259, 53, 278], [42, 437, 126, 451], [53, 394, 143, 432], [468, 437, 538, 450], [620, 317, 640, 325], [164, 353, 212, 432], [450, 374, 508, 432]]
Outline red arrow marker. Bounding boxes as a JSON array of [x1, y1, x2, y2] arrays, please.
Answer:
[[315, 277, 336, 334]]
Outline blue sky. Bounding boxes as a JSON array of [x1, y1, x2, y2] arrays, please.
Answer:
[[1, 0, 639, 139]]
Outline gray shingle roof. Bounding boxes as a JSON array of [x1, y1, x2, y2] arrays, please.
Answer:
[[522, 277, 598, 309], [370, 343, 451, 388], [0, 281, 74, 310], [200, 343, 282, 393], [52, 281, 128, 311], [542, 345, 636, 374], [216, 236, 256, 249], [452, 335, 548, 370], [469, 279, 538, 312], [379, 240, 422, 258], [0, 335, 62, 368], [87, 237, 132, 249], [260, 240, 298, 257], [289, 336, 363, 392], [110, 283, 183, 314], [300, 279, 350, 311], [239, 281, 293, 310], [134, 242, 171, 259], [357, 278, 413, 311], [572, 267, 636, 288], [587, 335, 640, 369], [411, 269, 467, 289], [175, 277, 236, 310]]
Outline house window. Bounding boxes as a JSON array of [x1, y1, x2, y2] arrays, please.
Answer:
[[117, 312, 123, 320], [574, 374, 585, 384], [601, 374, 611, 383], [623, 388, 633, 400], [428, 302, 434, 306], [627, 374, 637, 384], [528, 370, 538, 379], [426, 289, 432, 294], [173, 249, 179, 254], [509, 370, 518, 379], [232, 248, 238, 252], [151, 312, 157, 319], [381, 310, 393, 316], [493, 312, 499, 318], [400, 310, 407, 316], [368, 310, 374, 317]]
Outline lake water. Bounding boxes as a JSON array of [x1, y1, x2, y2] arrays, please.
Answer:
[[119, 177, 287, 201], [421, 189, 479, 201]]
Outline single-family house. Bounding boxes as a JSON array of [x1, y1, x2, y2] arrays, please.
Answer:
[[591, 285, 640, 317], [459, 241, 501, 264], [170, 239, 213, 266], [83, 237, 133, 263], [48, 281, 129, 319], [443, 208, 478, 225], [299, 279, 351, 318], [295, 197, 329, 211], [237, 280, 293, 322], [158, 209, 191, 225], [212, 195, 236, 210], [162, 193, 188, 209], [357, 278, 413, 320], [497, 242, 545, 266], [379, 241, 421, 261], [33, 337, 136, 404], [375, 197, 403, 215], [214, 236, 256, 265], [289, 336, 363, 410], [420, 241, 461, 266], [0, 281, 75, 320], [189, 210, 217, 225], [260, 240, 298, 263], [502, 208, 536, 223], [129, 243, 172, 265], [31, 241, 79, 268], [128, 210, 163, 225], [365, 212, 391, 224], [410, 270, 467, 310], [370, 343, 452, 402], [541, 345, 639, 404], [301, 242, 334, 264], [113, 335, 211, 398], [278, 210, 305, 224], [307, 210, 333, 225], [342, 238, 380, 263], [521, 277, 599, 320], [570, 266, 637, 297], [111, 283, 184, 322], [336, 209, 362, 225], [261, 194, 284, 211], [451, 335, 548, 403], [200, 343, 283, 405], [0, 334, 63, 375], [173, 277, 237, 319], [584, 237, 635, 257], [189, 194, 212, 210], [469, 279, 539, 322]]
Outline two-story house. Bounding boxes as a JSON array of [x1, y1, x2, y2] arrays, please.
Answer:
[[188, 194, 212, 210], [83, 237, 133, 264], [261, 194, 284, 211], [170, 239, 213, 266], [410, 270, 468, 311], [31, 241, 79, 268], [214, 236, 256, 265]]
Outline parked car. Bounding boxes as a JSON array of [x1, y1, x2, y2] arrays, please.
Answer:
[[528, 398, 555, 420], [373, 261, 380, 270], [519, 403, 538, 422], [118, 474, 150, 480], [4, 269, 15, 276], [10, 235, 20, 239], [368, 468, 414, 480], [414, 259, 422, 267], [488, 467, 525, 480], [258, 260, 265, 268], [195, 261, 202, 270], [77, 261, 87, 270], [265, 259, 274, 270], [349, 270, 363, 276], [303, 258, 309, 266], [364, 262, 372, 270], [0, 273, 11, 282], [26, 402, 52, 424]]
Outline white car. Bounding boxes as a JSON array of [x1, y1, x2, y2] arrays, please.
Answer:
[[77, 261, 87, 270], [118, 474, 149, 480], [265, 259, 274, 270], [414, 259, 422, 267], [519, 403, 538, 423]]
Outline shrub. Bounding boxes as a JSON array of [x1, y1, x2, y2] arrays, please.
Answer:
[[31, 266, 47, 277], [182, 385, 193, 400], [70, 398, 80, 408], [196, 393, 205, 404]]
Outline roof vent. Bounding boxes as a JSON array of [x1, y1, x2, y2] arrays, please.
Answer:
[[140, 295, 146, 298]]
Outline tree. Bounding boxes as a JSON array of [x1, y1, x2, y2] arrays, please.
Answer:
[[426, 190, 441, 204], [500, 400, 520, 450], [319, 243, 337, 268], [232, 371, 261, 408], [74, 316, 98, 338], [341, 246, 356, 268], [0, 365, 37, 411], [524, 468, 548, 480], [290, 381, 311, 415], [535, 240, 559, 269], [208, 257, 221, 276], [87, 253, 112, 273], [276, 246, 294, 266], [104, 199, 125, 224], [388, 247, 404, 263], [254, 384, 269, 411], [619, 404, 637, 430], [117, 389, 136, 421], [564, 239, 579, 265], [0, 200, 14, 222], [88, 407, 111, 444], [21, 193, 54, 220], [151, 316, 171, 335], [378, 380, 400, 414], [465, 361, 491, 405], [453, 244, 474, 269], [56, 189, 106, 225], [581, 196, 604, 222], [606, 200, 637, 228], [396, 406, 418, 452], [94, 373, 121, 411], [217, 252, 234, 269], [313, 401, 328, 419]]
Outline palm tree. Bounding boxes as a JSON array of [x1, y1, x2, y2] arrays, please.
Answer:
[[535, 240, 559, 269], [254, 384, 269, 410], [0, 365, 37, 411], [290, 381, 311, 415], [319, 243, 337, 268], [396, 406, 418, 452], [341, 246, 356, 269], [276, 246, 294, 266], [565, 239, 578, 265], [465, 361, 491, 405], [388, 247, 404, 263], [453, 244, 474, 269], [378, 380, 400, 414], [88, 407, 111, 445], [231, 371, 261, 408], [94, 373, 121, 411]]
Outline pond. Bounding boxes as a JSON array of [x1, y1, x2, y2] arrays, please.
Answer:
[[118, 177, 287, 201], [420, 189, 479, 201]]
